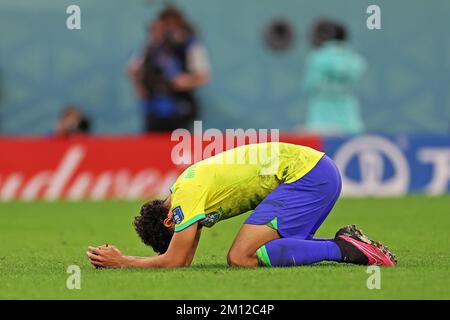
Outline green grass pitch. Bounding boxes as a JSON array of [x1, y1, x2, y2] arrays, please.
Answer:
[[0, 196, 449, 299]]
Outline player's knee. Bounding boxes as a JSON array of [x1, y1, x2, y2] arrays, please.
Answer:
[[227, 250, 242, 267], [227, 249, 253, 267]]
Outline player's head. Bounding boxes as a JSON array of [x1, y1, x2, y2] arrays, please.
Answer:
[[133, 200, 174, 254]]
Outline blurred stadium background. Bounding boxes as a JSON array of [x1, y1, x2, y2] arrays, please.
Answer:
[[0, 0, 448, 134]]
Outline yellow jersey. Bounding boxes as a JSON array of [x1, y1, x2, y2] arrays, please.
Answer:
[[170, 142, 324, 232]]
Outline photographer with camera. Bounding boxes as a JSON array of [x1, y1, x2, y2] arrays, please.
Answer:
[[127, 6, 210, 132]]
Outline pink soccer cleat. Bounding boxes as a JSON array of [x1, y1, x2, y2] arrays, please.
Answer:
[[335, 224, 397, 266]]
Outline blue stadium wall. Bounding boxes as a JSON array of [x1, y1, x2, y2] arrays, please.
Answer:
[[0, 0, 449, 135]]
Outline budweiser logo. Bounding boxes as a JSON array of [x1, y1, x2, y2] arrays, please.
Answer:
[[0, 145, 178, 201]]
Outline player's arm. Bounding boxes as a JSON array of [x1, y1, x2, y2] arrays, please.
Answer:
[[87, 223, 200, 269], [185, 226, 202, 266]]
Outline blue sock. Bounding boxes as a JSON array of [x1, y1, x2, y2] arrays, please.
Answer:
[[311, 237, 335, 242], [256, 238, 342, 267]]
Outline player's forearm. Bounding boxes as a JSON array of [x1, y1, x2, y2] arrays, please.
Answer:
[[122, 254, 187, 268], [185, 228, 202, 266]]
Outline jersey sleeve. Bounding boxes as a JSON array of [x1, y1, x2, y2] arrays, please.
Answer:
[[170, 185, 207, 232]]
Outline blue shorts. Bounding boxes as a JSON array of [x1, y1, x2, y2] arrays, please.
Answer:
[[245, 155, 342, 239]]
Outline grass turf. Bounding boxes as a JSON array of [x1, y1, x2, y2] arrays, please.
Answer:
[[0, 196, 449, 300]]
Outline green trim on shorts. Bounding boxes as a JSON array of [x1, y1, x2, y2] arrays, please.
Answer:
[[266, 217, 278, 231], [256, 245, 272, 267]]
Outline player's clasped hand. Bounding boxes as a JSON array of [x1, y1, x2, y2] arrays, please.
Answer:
[[86, 244, 126, 269]]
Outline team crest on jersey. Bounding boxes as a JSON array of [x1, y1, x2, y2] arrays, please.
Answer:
[[201, 211, 221, 227], [172, 206, 184, 224]]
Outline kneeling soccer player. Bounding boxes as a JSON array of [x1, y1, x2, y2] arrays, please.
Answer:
[[87, 142, 397, 268]]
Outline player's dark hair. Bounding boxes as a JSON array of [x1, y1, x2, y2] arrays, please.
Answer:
[[134, 200, 173, 254]]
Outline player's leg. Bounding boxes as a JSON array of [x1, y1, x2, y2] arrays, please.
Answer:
[[228, 155, 342, 267], [228, 224, 397, 267], [257, 224, 397, 267], [257, 237, 342, 266], [254, 155, 395, 267], [227, 224, 279, 267], [227, 223, 342, 267], [258, 155, 344, 266], [255, 155, 396, 266], [227, 223, 344, 268], [228, 155, 396, 267]]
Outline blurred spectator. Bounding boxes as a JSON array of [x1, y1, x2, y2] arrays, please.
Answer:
[[127, 5, 210, 132], [54, 105, 91, 137], [303, 19, 366, 135]]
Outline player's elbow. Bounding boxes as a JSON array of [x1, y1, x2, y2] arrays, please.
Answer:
[[165, 259, 187, 268], [162, 255, 189, 268]]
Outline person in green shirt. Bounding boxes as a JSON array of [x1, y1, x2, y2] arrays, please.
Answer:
[[303, 20, 367, 135]]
